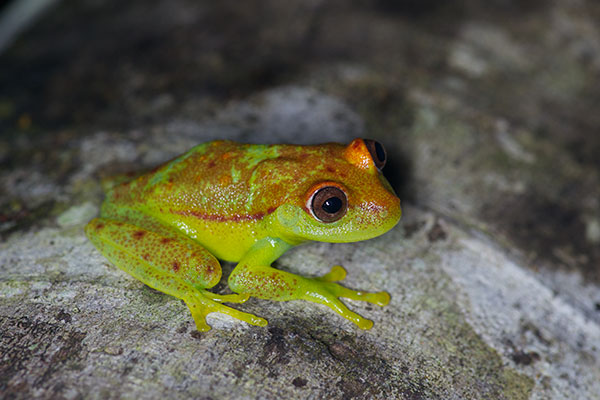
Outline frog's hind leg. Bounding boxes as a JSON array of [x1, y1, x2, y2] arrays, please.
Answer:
[[85, 218, 267, 331]]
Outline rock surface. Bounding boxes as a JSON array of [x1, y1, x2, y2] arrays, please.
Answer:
[[1, 1, 599, 399]]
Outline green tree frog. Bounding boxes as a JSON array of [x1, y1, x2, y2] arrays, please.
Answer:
[[85, 138, 401, 331]]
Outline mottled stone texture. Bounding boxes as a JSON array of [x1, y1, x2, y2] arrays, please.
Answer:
[[1, 1, 599, 399]]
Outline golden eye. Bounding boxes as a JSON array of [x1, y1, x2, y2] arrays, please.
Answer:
[[364, 139, 386, 170], [310, 186, 348, 222]]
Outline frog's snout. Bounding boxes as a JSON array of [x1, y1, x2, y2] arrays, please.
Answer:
[[357, 190, 401, 236]]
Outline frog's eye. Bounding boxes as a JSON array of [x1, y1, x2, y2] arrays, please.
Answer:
[[364, 139, 386, 170], [310, 186, 348, 223]]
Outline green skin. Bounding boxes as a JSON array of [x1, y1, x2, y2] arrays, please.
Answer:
[[85, 139, 401, 331]]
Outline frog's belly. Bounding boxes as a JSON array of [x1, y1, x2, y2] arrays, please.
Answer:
[[167, 214, 261, 262]]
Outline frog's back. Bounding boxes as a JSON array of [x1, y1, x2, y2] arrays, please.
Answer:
[[109, 141, 264, 215], [143, 141, 340, 212]]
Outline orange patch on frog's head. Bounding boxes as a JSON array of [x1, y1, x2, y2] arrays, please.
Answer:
[[343, 138, 387, 173]]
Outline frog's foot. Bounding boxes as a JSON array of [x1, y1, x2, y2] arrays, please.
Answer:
[[316, 265, 347, 282], [315, 265, 390, 306], [185, 291, 267, 332], [303, 265, 390, 330]]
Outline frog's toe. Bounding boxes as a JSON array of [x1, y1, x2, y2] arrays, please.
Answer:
[[331, 299, 374, 330], [186, 301, 213, 332], [318, 265, 347, 282], [357, 317, 374, 330], [322, 280, 390, 307], [219, 307, 268, 328], [305, 289, 374, 329], [205, 292, 251, 304], [373, 291, 391, 306]]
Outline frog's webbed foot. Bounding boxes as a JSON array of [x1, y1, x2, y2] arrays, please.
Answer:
[[304, 265, 390, 330], [185, 291, 267, 332]]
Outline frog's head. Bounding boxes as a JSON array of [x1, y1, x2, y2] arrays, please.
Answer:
[[270, 138, 401, 244]]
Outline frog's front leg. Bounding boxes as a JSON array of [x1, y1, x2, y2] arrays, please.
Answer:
[[85, 218, 267, 331], [228, 239, 390, 329]]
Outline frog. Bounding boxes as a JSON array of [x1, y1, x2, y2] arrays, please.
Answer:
[[85, 138, 401, 331]]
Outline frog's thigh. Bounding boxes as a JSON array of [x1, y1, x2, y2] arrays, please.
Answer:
[[86, 218, 267, 330], [86, 217, 221, 289]]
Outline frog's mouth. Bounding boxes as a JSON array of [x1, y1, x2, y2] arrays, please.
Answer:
[[336, 198, 402, 242]]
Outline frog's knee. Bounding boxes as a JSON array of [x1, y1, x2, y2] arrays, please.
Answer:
[[85, 218, 105, 238], [198, 259, 222, 288], [227, 265, 250, 292], [179, 252, 222, 289], [227, 270, 242, 292]]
